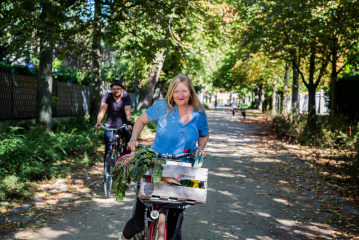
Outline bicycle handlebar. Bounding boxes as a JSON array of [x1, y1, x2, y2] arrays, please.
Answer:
[[98, 123, 128, 131], [138, 145, 194, 160]]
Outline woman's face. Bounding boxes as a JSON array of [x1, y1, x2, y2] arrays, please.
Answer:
[[172, 82, 191, 107]]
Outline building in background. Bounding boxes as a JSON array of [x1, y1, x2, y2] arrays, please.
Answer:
[[197, 87, 239, 107]]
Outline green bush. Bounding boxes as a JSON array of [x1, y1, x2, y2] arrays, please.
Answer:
[[0, 62, 38, 77], [239, 103, 249, 109], [0, 118, 102, 181], [203, 103, 209, 109], [0, 61, 91, 85], [0, 175, 35, 202]]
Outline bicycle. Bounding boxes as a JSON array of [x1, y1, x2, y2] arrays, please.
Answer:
[[128, 147, 207, 240], [98, 123, 130, 198]]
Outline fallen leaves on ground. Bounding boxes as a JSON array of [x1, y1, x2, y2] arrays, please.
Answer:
[[244, 111, 359, 239]]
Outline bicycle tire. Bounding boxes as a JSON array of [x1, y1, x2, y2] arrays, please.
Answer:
[[157, 212, 166, 240], [104, 152, 113, 198]]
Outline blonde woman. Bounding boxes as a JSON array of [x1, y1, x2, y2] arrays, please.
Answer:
[[120, 74, 209, 240]]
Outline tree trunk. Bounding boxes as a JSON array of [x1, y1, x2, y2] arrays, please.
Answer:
[[138, 48, 166, 110], [283, 62, 289, 117], [271, 79, 277, 116], [330, 38, 338, 115], [90, 0, 102, 122], [263, 85, 268, 113], [278, 94, 282, 114], [150, 85, 161, 106], [290, 50, 299, 115], [307, 45, 317, 120], [251, 89, 254, 108], [260, 86, 265, 112], [158, 80, 166, 99], [36, 4, 53, 131], [256, 84, 262, 110], [151, 80, 166, 106]]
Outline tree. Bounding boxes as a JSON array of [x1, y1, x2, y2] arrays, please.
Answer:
[[238, 0, 333, 122], [314, 1, 359, 114], [90, 0, 102, 122], [0, 0, 86, 131]]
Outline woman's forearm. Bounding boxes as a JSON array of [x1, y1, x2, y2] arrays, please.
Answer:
[[130, 120, 145, 141], [198, 133, 209, 148], [129, 113, 150, 141]]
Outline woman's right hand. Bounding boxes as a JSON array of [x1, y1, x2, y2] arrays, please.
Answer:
[[127, 140, 139, 152]]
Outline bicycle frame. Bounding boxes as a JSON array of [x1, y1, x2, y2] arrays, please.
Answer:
[[130, 148, 196, 240], [131, 182, 187, 240], [99, 124, 129, 198]]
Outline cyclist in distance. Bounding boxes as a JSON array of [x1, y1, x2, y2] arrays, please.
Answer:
[[119, 74, 209, 240], [94, 80, 133, 177]]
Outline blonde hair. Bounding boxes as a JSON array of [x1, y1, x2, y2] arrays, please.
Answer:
[[164, 74, 206, 118]]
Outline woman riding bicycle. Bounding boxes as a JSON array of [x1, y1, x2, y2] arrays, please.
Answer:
[[119, 74, 209, 240]]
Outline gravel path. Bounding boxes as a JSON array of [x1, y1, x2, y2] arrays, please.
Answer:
[[8, 108, 356, 239]]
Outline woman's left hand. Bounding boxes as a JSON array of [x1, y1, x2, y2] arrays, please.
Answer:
[[194, 148, 206, 159]]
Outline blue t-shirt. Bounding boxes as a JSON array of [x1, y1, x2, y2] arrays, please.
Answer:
[[146, 99, 209, 155]]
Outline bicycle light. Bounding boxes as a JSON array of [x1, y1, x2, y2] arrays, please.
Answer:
[[150, 210, 159, 220]]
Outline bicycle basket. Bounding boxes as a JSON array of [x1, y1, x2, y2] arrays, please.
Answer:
[[137, 164, 208, 205]]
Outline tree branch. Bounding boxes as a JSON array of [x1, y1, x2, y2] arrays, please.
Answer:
[[336, 52, 359, 74], [315, 59, 330, 88]]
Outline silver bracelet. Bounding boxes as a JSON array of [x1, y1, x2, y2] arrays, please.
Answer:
[[197, 147, 204, 151]]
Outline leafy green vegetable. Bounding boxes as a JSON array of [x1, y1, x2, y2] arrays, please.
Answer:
[[112, 147, 164, 201]]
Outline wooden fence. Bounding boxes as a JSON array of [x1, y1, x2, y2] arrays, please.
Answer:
[[0, 72, 91, 120]]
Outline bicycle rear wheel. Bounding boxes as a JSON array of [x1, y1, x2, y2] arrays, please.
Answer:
[[104, 152, 113, 198]]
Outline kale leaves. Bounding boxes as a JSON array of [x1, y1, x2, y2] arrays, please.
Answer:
[[112, 147, 164, 201]]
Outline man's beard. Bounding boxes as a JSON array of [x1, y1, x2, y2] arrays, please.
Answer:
[[113, 92, 122, 98]]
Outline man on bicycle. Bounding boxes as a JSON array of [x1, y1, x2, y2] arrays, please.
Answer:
[[94, 80, 133, 169]]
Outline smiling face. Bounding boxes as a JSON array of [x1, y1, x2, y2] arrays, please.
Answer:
[[172, 82, 191, 107], [112, 85, 123, 98]]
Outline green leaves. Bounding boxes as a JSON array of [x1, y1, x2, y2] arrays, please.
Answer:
[[151, 162, 163, 183], [112, 147, 164, 200]]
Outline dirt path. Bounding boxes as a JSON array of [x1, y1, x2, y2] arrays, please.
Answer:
[[5, 108, 358, 239]]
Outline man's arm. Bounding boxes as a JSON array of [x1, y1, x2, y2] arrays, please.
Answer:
[[124, 105, 132, 131], [94, 102, 108, 130]]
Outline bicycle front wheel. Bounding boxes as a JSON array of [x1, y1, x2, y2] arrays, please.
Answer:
[[156, 212, 166, 240], [104, 152, 113, 198]]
